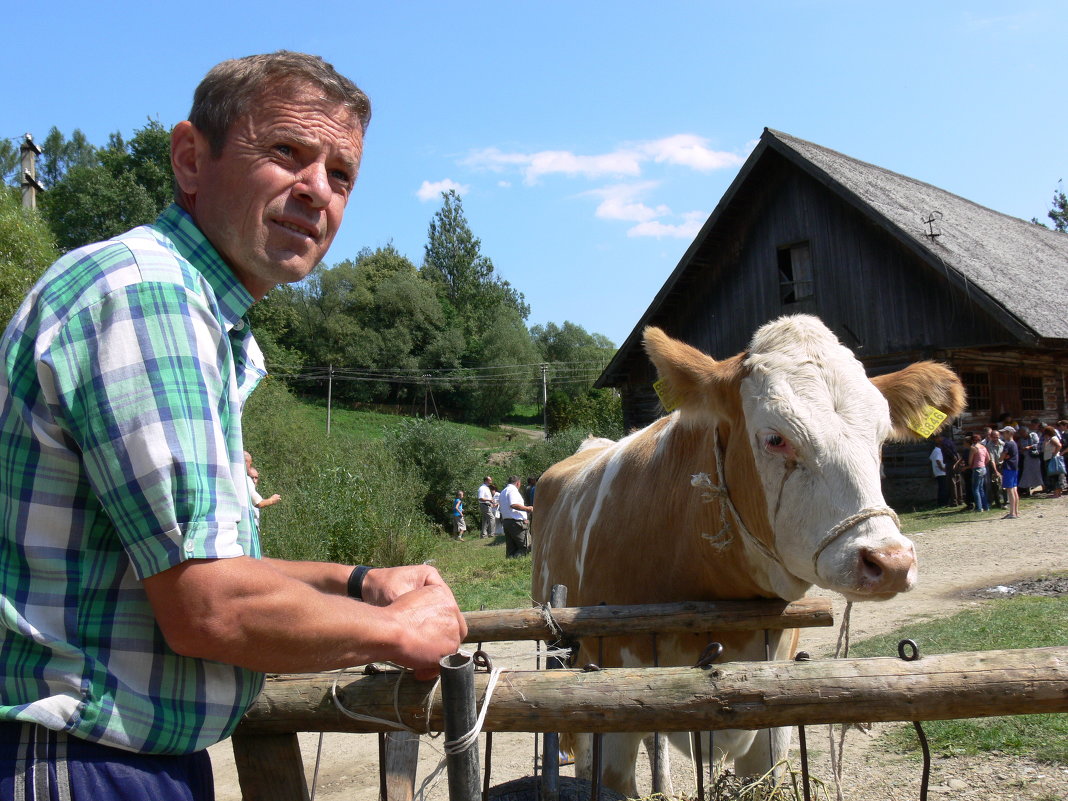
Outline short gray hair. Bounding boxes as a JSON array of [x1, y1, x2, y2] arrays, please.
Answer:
[[189, 51, 371, 156]]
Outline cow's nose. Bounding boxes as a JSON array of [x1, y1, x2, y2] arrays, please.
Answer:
[[857, 544, 917, 594]]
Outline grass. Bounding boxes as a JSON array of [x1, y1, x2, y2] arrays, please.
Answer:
[[425, 534, 534, 611], [848, 590, 1068, 764], [895, 493, 1048, 534]]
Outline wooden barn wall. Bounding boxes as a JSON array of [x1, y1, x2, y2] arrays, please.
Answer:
[[617, 153, 1015, 431]]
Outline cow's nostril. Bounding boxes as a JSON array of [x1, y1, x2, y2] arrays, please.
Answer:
[[858, 545, 917, 593]]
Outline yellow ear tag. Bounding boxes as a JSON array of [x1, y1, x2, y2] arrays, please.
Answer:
[[908, 404, 948, 438], [653, 378, 681, 412]]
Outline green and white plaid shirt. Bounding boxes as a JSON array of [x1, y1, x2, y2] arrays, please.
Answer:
[[0, 204, 265, 754]]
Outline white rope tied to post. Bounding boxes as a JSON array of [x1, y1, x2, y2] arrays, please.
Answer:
[[442, 661, 505, 755]]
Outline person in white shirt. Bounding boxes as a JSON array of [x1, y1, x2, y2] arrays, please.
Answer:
[[477, 476, 495, 539], [499, 475, 534, 558], [930, 437, 948, 507]]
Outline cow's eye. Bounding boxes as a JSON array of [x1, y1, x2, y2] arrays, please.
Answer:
[[760, 430, 795, 458]]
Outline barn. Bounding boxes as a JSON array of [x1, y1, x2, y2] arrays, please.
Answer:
[[596, 128, 1068, 504]]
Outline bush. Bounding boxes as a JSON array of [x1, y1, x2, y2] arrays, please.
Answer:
[[243, 377, 437, 566], [384, 416, 485, 524], [505, 427, 591, 479], [546, 388, 624, 439]]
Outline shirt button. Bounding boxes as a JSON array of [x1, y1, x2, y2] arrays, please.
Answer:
[[184, 539, 196, 554], [232, 319, 244, 331]]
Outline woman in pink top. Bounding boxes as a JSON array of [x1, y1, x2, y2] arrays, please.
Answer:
[[968, 432, 991, 511]]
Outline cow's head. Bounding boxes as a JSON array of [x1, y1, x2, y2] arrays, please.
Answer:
[[644, 315, 965, 602]]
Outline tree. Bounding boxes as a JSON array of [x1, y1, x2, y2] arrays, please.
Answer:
[[1048, 182, 1068, 233], [530, 321, 615, 398], [37, 121, 173, 251], [0, 189, 58, 327], [422, 190, 529, 336]]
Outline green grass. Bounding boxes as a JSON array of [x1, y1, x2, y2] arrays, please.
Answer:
[[895, 493, 1048, 534], [849, 591, 1068, 764], [426, 535, 533, 611]]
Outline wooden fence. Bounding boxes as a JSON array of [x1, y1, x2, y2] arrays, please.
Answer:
[[228, 598, 1068, 799]]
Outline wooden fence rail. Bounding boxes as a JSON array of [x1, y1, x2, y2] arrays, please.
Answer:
[[461, 597, 832, 642], [238, 645, 1068, 735]]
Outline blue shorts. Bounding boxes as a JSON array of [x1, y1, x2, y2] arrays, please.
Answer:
[[0, 721, 214, 801], [1002, 468, 1019, 489]]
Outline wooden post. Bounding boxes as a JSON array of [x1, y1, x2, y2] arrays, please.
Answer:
[[231, 731, 308, 801], [382, 731, 420, 801]]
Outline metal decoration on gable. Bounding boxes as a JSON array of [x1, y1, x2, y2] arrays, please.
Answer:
[[922, 210, 943, 239]]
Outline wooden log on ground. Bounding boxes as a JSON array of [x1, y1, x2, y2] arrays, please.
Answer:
[[462, 597, 832, 643], [237, 645, 1068, 735]]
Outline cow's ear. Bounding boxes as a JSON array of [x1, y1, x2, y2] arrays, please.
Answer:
[[643, 327, 740, 413], [870, 361, 966, 442]]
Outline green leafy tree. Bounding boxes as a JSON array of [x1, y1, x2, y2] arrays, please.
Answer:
[[0, 190, 58, 327], [0, 139, 19, 187], [422, 190, 529, 333], [531, 321, 615, 398], [545, 387, 624, 439], [1049, 182, 1068, 233], [38, 122, 173, 251]]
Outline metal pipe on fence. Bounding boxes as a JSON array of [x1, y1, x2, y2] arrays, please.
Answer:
[[240, 645, 1068, 735], [440, 652, 481, 801]]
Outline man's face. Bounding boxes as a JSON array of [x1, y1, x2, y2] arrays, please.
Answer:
[[190, 84, 363, 298]]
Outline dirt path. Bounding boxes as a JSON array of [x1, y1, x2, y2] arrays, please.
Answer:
[[210, 497, 1068, 801]]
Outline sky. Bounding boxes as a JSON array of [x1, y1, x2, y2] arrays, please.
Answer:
[[6, 1, 1067, 348]]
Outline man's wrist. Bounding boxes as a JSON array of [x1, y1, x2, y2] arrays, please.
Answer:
[[347, 565, 372, 600]]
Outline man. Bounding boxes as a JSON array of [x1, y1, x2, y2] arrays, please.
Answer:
[[0, 52, 466, 799], [499, 475, 534, 558], [930, 435, 949, 507], [999, 426, 1021, 519], [939, 433, 964, 506], [477, 476, 495, 538]]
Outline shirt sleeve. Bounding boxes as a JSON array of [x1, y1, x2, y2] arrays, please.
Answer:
[[42, 280, 247, 579]]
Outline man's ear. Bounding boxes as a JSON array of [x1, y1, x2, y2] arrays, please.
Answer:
[[171, 121, 207, 198]]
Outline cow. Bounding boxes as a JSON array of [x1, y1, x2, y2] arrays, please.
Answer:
[[531, 314, 965, 797]]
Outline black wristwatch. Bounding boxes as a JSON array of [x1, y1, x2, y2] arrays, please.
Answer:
[[347, 565, 372, 600]]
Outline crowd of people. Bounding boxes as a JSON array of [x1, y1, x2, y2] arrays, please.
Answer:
[[453, 475, 537, 556], [930, 418, 1068, 519]]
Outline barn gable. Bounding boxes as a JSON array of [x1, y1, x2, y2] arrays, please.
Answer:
[[596, 128, 1068, 501]]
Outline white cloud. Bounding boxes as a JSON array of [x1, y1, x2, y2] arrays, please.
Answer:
[[463, 135, 745, 184], [585, 182, 669, 223], [464, 146, 641, 184], [627, 210, 707, 240], [640, 134, 747, 171], [416, 178, 470, 202]]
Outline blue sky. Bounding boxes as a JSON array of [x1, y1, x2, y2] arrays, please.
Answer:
[[6, 2, 1066, 347]]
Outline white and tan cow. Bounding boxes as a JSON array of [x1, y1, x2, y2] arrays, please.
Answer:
[[531, 314, 964, 796]]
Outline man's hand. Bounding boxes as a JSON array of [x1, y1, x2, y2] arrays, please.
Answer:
[[384, 582, 468, 680], [360, 564, 448, 606]]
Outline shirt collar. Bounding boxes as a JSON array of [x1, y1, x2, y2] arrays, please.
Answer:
[[152, 204, 255, 331]]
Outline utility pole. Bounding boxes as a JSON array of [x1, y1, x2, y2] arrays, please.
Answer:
[[326, 364, 333, 436], [541, 363, 549, 436], [20, 134, 43, 210]]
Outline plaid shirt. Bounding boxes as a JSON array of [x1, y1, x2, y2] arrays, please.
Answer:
[[0, 205, 265, 754]]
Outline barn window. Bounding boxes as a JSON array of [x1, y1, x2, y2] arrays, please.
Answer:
[[961, 371, 990, 411], [777, 242, 814, 304], [1020, 375, 1045, 412]]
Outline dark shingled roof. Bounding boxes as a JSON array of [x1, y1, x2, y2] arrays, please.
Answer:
[[599, 128, 1068, 386]]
